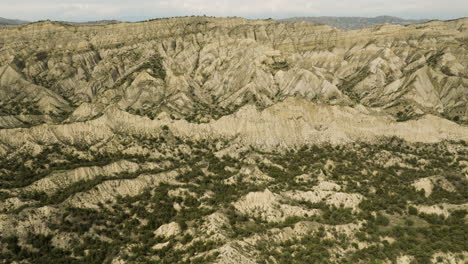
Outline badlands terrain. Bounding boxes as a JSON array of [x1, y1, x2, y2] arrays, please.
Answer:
[[0, 16, 467, 263]]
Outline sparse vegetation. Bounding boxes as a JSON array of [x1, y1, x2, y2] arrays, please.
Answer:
[[271, 61, 289, 71], [1, 16, 468, 264], [1, 137, 466, 263]]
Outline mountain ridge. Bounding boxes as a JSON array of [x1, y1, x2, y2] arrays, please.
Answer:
[[0, 17, 29, 25], [0, 16, 466, 129], [0, 16, 467, 264], [280, 15, 431, 30]]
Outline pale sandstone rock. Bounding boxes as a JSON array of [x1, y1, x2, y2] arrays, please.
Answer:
[[431, 252, 468, 264], [1, 17, 467, 130], [21, 160, 140, 195], [51, 232, 79, 249], [215, 244, 256, 264], [314, 181, 342, 191], [1, 98, 467, 158], [224, 165, 273, 185], [294, 173, 316, 184], [396, 255, 414, 264], [152, 241, 170, 250], [415, 203, 468, 217], [233, 189, 320, 222], [66, 102, 105, 122], [154, 222, 181, 238], [198, 212, 230, 240], [0, 206, 59, 238], [0, 197, 34, 213], [413, 176, 456, 197], [282, 189, 364, 211], [64, 169, 181, 208]]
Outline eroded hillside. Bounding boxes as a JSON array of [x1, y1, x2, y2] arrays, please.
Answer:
[[0, 17, 467, 128], [0, 17, 467, 264], [1, 133, 467, 263]]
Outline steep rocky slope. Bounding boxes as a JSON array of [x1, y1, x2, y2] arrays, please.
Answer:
[[0, 17, 467, 264], [0, 17, 467, 129]]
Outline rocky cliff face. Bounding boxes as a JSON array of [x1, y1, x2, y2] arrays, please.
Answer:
[[0, 17, 467, 264], [0, 17, 467, 129]]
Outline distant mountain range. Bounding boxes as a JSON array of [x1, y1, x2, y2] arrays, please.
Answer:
[[280, 15, 430, 30], [61, 20, 121, 26], [0, 17, 29, 25], [1, 15, 433, 30], [0, 17, 120, 26]]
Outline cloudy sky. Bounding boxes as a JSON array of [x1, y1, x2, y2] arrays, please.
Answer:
[[1, 0, 467, 22]]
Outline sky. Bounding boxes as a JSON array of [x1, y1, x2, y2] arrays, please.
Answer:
[[0, 0, 467, 22]]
